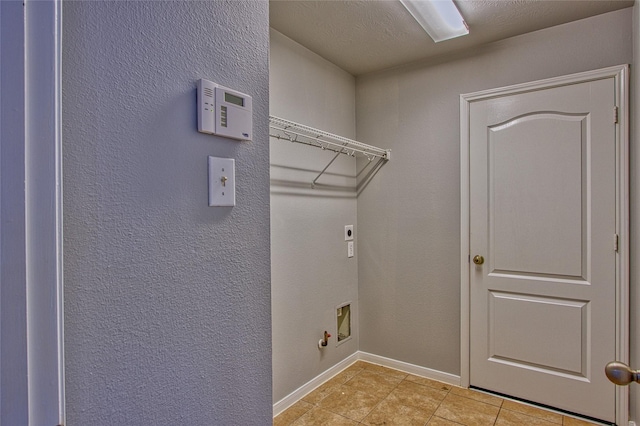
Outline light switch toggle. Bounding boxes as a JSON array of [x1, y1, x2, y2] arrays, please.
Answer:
[[221, 176, 228, 187]]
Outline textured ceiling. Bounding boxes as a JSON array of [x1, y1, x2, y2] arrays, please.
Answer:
[[270, 0, 634, 76]]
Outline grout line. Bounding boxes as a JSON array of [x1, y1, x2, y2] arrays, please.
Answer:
[[492, 407, 501, 426]]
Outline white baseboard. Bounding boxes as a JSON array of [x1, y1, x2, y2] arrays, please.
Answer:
[[272, 352, 359, 417], [357, 351, 461, 387], [272, 351, 461, 417]]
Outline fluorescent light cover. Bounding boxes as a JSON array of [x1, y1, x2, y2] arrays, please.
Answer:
[[399, 0, 469, 43]]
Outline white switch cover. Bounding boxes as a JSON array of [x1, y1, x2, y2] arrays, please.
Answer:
[[347, 241, 354, 258], [345, 225, 354, 241], [208, 156, 235, 207]]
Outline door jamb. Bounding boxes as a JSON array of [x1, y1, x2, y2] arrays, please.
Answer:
[[25, 1, 66, 424], [1, 0, 65, 424], [459, 64, 630, 425]]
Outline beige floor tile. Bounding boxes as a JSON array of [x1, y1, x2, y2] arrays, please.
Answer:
[[291, 407, 358, 426], [501, 400, 562, 424], [302, 378, 343, 404], [496, 408, 559, 426], [361, 362, 409, 380], [333, 363, 366, 383], [362, 398, 431, 426], [563, 416, 601, 425], [344, 369, 403, 399], [427, 416, 463, 426], [274, 400, 315, 426], [386, 381, 448, 414], [317, 385, 383, 422], [404, 375, 453, 392], [286, 362, 587, 426], [433, 393, 500, 426], [449, 387, 503, 407]]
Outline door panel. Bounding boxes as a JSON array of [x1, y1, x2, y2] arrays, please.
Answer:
[[469, 78, 616, 422], [490, 113, 586, 278], [489, 292, 587, 376]]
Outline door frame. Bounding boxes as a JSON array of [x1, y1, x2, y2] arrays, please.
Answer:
[[1, 0, 65, 424], [460, 65, 629, 425]]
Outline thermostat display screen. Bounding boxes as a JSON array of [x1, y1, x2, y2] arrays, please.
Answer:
[[225, 92, 244, 107]]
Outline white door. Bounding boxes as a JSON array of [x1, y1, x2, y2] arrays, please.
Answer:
[[468, 75, 620, 422]]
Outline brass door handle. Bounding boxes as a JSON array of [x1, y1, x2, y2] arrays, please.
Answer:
[[473, 255, 484, 265], [605, 361, 640, 385]]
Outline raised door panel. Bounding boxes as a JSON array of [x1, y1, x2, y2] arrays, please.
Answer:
[[490, 113, 587, 279]]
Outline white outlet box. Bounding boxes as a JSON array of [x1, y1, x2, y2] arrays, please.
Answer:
[[345, 225, 354, 241], [208, 156, 235, 207]]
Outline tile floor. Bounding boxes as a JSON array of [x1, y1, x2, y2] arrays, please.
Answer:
[[274, 361, 600, 426]]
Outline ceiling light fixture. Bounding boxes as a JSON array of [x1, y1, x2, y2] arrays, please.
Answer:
[[399, 0, 469, 43]]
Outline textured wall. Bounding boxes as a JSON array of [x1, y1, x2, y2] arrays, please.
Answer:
[[62, 1, 271, 424], [270, 30, 359, 404], [356, 9, 633, 376]]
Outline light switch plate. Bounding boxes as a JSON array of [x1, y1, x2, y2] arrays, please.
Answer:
[[208, 156, 235, 207], [347, 241, 354, 258]]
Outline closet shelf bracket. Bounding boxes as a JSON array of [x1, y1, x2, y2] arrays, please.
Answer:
[[269, 115, 390, 188]]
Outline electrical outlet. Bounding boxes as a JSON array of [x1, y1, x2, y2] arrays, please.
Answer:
[[345, 225, 354, 241], [347, 241, 354, 258]]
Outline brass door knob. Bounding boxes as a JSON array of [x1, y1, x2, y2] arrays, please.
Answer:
[[605, 361, 640, 386], [473, 255, 484, 265]]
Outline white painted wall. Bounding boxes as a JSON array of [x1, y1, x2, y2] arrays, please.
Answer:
[[356, 9, 633, 376], [62, 2, 271, 424], [270, 29, 359, 403]]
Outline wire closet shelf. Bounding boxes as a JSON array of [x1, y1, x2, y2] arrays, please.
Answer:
[[269, 115, 391, 188]]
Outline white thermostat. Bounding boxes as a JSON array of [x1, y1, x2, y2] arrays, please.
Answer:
[[197, 79, 252, 141]]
